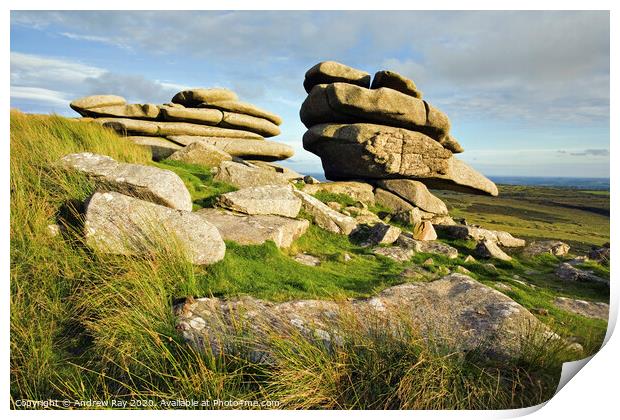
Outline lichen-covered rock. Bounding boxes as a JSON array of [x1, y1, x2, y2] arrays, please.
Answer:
[[217, 184, 301, 218], [293, 189, 358, 235], [555, 263, 608, 287], [553, 297, 609, 320], [435, 224, 525, 247], [475, 239, 512, 261], [59, 152, 192, 211], [171, 88, 238, 107], [292, 253, 321, 266], [197, 208, 308, 248], [84, 192, 225, 265], [168, 142, 232, 167], [370, 70, 422, 98], [374, 188, 415, 213], [219, 111, 281, 137], [302, 181, 375, 205], [303, 123, 497, 196], [168, 136, 294, 162], [522, 240, 570, 257], [303, 61, 371, 93], [213, 161, 291, 188], [396, 233, 459, 259], [175, 273, 560, 362], [411, 221, 437, 241], [372, 246, 414, 262], [361, 223, 401, 246]]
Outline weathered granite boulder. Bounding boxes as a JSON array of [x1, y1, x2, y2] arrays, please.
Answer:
[[168, 142, 232, 167], [374, 188, 414, 213], [300, 83, 450, 142], [303, 61, 371, 93], [396, 233, 459, 259], [361, 223, 401, 246], [303, 123, 497, 196], [59, 152, 192, 211], [76, 103, 161, 120], [376, 179, 448, 215], [197, 100, 282, 125], [172, 88, 238, 107], [70, 95, 126, 114], [302, 181, 375, 205], [197, 208, 308, 248], [411, 221, 437, 241], [587, 244, 610, 264], [372, 246, 414, 262], [370, 70, 422, 99], [84, 192, 225, 265], [434, 224, 525, 247], [124, 136, 182, 161], [98, 118, 263, 139], [522, 240, 570, 257], [555, 263, 608, 287], [219, 111, 281, 137], [217, 184, 301, 218], [553, 297, 609, 320], [160, 106, 224, 125], [292, 253, 321, 266], [293, 189, 358, 235], [475, 239, 512, 261], [245, 161, 303, 181], [175, 273, 560, 362], [213, 161, 291, 188], [168, 136, 294, 161]]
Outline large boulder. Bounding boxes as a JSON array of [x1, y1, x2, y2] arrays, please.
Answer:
[[168, 142, 232, 167], [396, 233, 459, 259], [303, 123, 497, 196], [300, 83, 450, 142], [475, 239, 512, 261], [168, 136, 294, 161], [70, 95, 126, 114], [98, 118, 263, 139], [293, 189, 358, 235], [175, 273, 560, 362], [171, 88, 238, 107], [522, 240, 570, 257], [197, 208, 309, 248], [553, 297, 609, 320], [376, 179, 448, 215], [124, 136, 182, 161], [217, 184, 301, 218], [75, 103, 160, 120], [59, 152, 192, 211], [434, 224, 525, 247], [219, 112, 281, 137], [370, 70, 422, 99], [197, 100, 282, 125], [213, 161, 291, 188], [84, 191, 225, 265], [303, 61, 371, 93], [302, 181, 375, 205]]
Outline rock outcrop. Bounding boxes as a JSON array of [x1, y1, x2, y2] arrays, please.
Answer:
[[84, 191, 225, 265], [175, 273, 562, 362]]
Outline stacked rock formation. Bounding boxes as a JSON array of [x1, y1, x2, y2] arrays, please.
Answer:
[[300, 61, 498, 228], [70, 88, 294, 164]]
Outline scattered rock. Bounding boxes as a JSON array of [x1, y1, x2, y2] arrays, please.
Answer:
[[124, 136, 182, 161], [396, 233, 458, 259], [217, 185, 301, 218], [303, 175, 320, 184], [553, 297, 609, 320], [411, 221, 437, 241], [361, 223, 401, 246], [293, 253, 321, 267], [84, 191, 225, 265], [423, 258, 434, 266], [464, 255, 476, 263], [174, 274, 564, 362], [293, 189, 358, 235], [197, 208, 309, 248], [370, 70, 422, 99], [303, 61, 371, 93], [213, 161, 291, 188], [372, 246, 414, 262], [494, 283, 512, 292], [59, 152, 192, 211], [587, 244, 610, 264], [434, 224, 525, 247], [454, 266, 471, 275], [168, 142, 232, 167], [530, 308, 549, 316], [168, 136, 294, 162], [555, 263, 608, 287], [302, 181, 375, 205], [522, 240, 570, 257], [475, 239, 512, 261], [483, 263, 498, 272], [392, 208, 422, 227]]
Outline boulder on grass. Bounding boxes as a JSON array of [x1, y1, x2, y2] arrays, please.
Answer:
[[475, 239, 512, 262], [522, 240, 570, 257], [84, 192, 225, 265], [302, 181, 375, 205], [293, 189, 358, 235], [217, 184, 301, 218], [213, 161, 291, 188]]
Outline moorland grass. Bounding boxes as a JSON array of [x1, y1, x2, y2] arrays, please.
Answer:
[[9, 111, 606, 409]]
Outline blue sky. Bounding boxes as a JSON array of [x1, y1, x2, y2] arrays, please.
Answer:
[[10, 10, 610, 177]]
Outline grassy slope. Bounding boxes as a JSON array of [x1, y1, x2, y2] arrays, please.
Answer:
[[9, 112, 609, 409]]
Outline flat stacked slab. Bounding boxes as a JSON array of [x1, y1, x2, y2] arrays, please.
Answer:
[[70, 88, 293, 165]]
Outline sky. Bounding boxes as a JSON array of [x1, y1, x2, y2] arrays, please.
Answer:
[[10, 10, 610, 177]]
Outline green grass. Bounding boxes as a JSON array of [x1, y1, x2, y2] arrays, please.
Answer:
[[9, 111, 609, 409]]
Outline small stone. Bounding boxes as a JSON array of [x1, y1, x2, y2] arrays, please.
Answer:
[[303, 175, 320, 184], [168, 142, 232, 167], [464, 255, 476, 263], [47, 224, 61, 237], [411, 221, 437, 241], [327, 201, 342, 211], [293, 253, 321, 267], [423, 258, 434, 266], [530, 308, 549, 316]]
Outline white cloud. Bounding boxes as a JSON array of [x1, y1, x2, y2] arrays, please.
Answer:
[[10, 86, 69, 106]]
